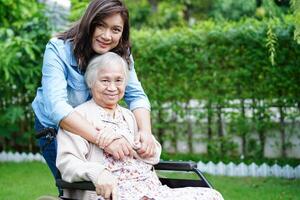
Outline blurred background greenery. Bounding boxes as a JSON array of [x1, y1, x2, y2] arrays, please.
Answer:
[[0, 0, 300, 166]]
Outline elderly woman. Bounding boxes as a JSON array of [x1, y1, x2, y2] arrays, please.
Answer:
[[56, 52, 224, 200]]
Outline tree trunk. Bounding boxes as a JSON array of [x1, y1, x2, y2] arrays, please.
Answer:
[[241, 99, 247, 156], [257, 104, 266, 158], [187, 118, 193, 153], [206, 101, 213, 155], [258, 129, 265, 158], [4, 137, 9, 151], [20, 119, 26, 151], [252, 98, 265, 158], [0, 137, 5, 151], [216, 104, 224, 153], [157, 108, 164, 146], [171, 110, 178, 153], [279, 105, 287, 158], [185, 102, 193, 153]]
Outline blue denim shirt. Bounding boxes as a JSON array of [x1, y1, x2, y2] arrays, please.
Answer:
[[32, 38, 150, 128]]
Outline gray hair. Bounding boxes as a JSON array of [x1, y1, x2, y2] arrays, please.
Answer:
[[85, 52, 129, 88]]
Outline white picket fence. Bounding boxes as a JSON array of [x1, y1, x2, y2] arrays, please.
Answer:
[[0, 151, 299, 179], [197, 161, 300, 179], [0, 151, 46, 163]]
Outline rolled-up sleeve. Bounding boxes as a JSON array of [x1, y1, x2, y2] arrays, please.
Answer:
[[124, 55, 151, 111], [41, 41, 74, 126]]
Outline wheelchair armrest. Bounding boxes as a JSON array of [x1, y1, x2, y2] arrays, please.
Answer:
[[56, 179, 95, 191], [154, 160, 197, 171], [154, 160, 213, 189]]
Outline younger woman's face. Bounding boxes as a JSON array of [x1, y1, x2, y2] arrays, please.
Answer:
[[92, 13, 124, 54]]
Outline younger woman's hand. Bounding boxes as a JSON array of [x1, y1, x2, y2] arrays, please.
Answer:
[[135, 130, 156, 158]]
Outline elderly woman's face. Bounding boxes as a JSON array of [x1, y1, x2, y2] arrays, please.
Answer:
[[91, 63, 126, 109]]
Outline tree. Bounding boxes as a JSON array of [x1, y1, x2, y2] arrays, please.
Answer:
[[0, 0, 51, 152]]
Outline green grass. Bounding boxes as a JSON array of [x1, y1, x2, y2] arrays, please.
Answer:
[[0, 162, 57, 200], [0, 162, 299, 200], [209, 174, 300, 200], [157, 171, 300, 200]]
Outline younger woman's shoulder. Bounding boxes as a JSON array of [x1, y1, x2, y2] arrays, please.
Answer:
[[48, 37, 70, 48], [45, 38, 74, 62]]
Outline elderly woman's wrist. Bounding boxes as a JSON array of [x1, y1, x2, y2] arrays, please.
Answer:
[[139, 129, 152, 135], [94, 131, 103, 148]]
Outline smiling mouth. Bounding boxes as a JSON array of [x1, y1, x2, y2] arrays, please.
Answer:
[[97, 40, 110, 47], [106, 94, 118, 98]]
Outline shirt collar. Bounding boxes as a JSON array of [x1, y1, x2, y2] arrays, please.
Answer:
[[66, 40, 78, 67]]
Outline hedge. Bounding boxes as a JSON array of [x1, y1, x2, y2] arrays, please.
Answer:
[[131, 16, 300, 158]]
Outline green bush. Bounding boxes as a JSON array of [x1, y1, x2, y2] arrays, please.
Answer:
[[132, 16, 300, 158], [0, 0, 51, 152]]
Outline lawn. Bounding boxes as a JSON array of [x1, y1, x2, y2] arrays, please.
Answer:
[[0, 162, 56, 200], [0, 162, 299, 200]]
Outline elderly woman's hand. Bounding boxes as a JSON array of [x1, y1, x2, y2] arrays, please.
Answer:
[[104, 137, 134, 160], [95, 169, 118, 200], [95, 126, 122, 149]]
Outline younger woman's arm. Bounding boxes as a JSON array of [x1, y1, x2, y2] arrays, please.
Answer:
[[59, 111, 98, 144], [124, 55, 156, 157]]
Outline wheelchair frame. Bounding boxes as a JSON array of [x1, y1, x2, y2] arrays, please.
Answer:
[[56, 160, 212, 199]]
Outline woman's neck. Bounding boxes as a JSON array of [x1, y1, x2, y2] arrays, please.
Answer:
[[93, 99, 118, 116], [103, 107, 116, 118]]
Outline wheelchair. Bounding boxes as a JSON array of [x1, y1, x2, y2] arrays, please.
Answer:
[[36, 129, 213, 200], [55, 160, 213, 200]]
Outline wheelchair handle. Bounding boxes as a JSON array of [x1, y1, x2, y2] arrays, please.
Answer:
[[36, 127, 56, 139]]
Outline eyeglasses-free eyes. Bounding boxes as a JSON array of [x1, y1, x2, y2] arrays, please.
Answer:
[[97, 79, 125, 87]]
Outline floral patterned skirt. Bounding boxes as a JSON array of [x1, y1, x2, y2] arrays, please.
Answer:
[[96, 154, 224, 200]]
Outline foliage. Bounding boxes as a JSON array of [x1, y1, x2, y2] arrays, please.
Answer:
[[291, 0, 300, 43], [69, 0, 292, 29], [266, 21, 278, 66], [68, 0, 89, 22], [123, 0, 151, 29], [209, 0, 257, 20], [0, 0, 51, 151], [147, 1, 186, 28], [132, 16, 300, 157]]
